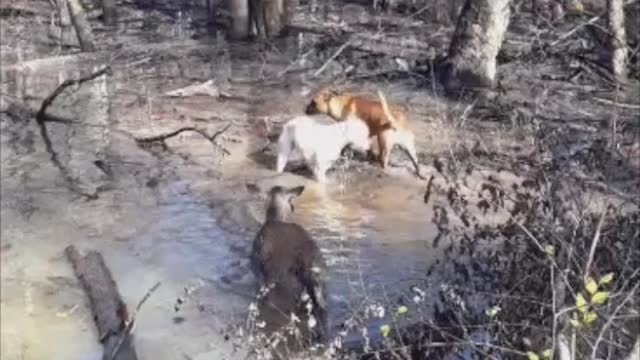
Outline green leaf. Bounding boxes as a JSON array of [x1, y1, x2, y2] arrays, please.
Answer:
[[576, 293, 588, 313], [485, 305, 501, 318], [379, 324, 391, 338], [585, 277, 598, 294], [599, 273, 614, 286], [590, 291, 610, 306], [583, 311, 598, 325], [396, 306, 408, 315], [569, 318, 582, 328], [544, 245, 556, 257], [526, 351, 540, 360], [541, 349, 553, 359]]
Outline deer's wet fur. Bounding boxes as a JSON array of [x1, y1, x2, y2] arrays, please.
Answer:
[[250, 185, 328, 341]]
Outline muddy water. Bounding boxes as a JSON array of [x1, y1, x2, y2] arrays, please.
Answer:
[[1, 50, 439, 360]]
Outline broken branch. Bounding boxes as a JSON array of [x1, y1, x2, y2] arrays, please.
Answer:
[[109, 282, 162, 360], [36, 66, 111, 123], [134, 123, 233, 156]]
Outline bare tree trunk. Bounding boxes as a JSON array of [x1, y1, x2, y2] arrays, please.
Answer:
[[228, 0, 250, 39], [229, 0, 295, 40], [443, 0, 511, 93], [101, 0, 117, 26], [66, 0, 96, 51], [207, 0, 216, 26], [607, 0, 627, 83]]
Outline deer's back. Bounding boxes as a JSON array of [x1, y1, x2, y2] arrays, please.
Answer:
[[251, 221, 322, 284]]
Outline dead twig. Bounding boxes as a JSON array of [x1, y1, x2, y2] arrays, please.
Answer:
[[134, 123, 233, 156], [591, 281, 640, 359], [423, 175, 434, 204], [109, 281, 162, 360], [583, 208, 607, 282], [593, 96, 640, 110], [313, 39, 353, 77]]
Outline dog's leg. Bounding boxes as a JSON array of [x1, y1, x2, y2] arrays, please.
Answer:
[[378, 130, 394, 169], [276, 134, 291, 173], [311, 157, 328, 183], [314, 164, 328, 183], [366, 136, 379, 162], [399, 131, 425, 179], [276, 153, 288, 173]]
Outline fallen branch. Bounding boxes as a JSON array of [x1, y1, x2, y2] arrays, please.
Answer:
[[164, 79, 220, 98], [134, 124, 233, 156], [314, 40, 353, 77], [3, 102, 72, 124], [593, 96, 640, 109], [36, 66, 111, 123], [31, 66, 110, 200], [65, 245, 138, 360]]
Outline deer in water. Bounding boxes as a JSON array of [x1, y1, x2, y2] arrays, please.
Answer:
[[250, 185, 328, 341]]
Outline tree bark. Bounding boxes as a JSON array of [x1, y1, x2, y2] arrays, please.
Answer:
[[66, 0, 96, 51], [442, 0, 511, 93], [607, 0, 627, 83], [101, 0, 117, 26], [228, 0, 295, 40], [228, 0, 250, 39]]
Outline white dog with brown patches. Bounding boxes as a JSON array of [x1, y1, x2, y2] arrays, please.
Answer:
[[276, 115, 370, 183]]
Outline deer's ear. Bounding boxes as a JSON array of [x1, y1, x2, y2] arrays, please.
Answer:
[[287, 186, 305, 198]]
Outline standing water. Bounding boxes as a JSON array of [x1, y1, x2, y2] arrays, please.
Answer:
[[1, 25, 440, 360]]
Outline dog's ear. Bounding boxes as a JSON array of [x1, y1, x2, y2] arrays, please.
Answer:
[[287, 186, 305, 198], [322, 87, 338, 101]]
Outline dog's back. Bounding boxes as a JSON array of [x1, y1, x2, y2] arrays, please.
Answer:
[[276, 115, 370, 181], [341, 94, 410, 135]]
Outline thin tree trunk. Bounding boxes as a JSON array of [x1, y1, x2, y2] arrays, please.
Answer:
[[228, 0, 294, 40], [262, 0, 285, 38], [101, 0, 117, 26], [443, 0, 511, 93], [607, 0, 627, 83], [228, 0, 250, 39], [66, 0, 96, 51]]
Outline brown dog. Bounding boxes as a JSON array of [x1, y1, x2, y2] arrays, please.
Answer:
[[305, 88, 423, 178]]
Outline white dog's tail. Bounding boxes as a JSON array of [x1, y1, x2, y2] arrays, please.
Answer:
[[377, 90, 399, 130]]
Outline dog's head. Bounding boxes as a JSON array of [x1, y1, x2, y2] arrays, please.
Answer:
[[305, 87, 339, 115]]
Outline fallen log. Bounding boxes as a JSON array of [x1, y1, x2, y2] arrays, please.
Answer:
[[65, 245, 138, 360]]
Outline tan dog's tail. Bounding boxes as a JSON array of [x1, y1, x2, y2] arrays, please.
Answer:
[[377, 90, 425, 180], [377, 90, 398, 130]]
